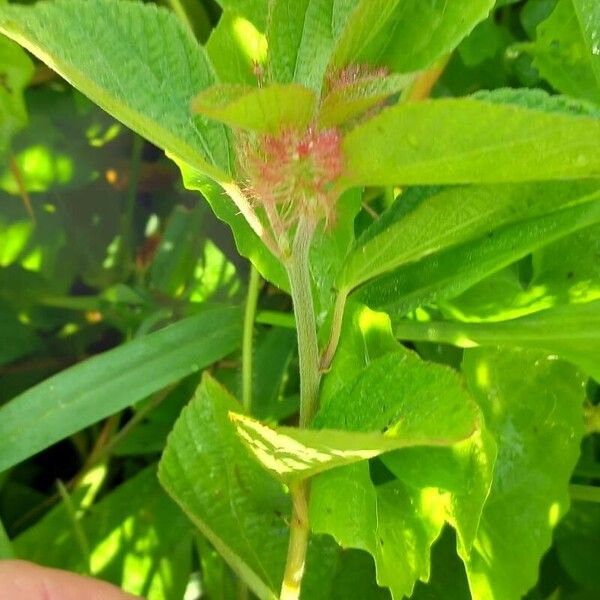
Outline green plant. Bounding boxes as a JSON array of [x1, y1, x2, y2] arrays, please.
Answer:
[[0, 0, 599, 599]]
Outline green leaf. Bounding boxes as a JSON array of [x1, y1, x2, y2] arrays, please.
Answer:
[[158, 374, 338, 599], [0, 517, 12, 559], [462, 348, 587, 600], [0, 306, 242, 473], [341, 97, 600, 190], [230, 406, 477, 484], [311, 462, 447, 599], [340, 181, 600, 291], [215, 0, 268, 30], [393, 300, 600, 381], [177, 165, 289, 290], [0, 35, 33, 157], [191, 83, 317, 133], [0, 0, 232, 180], [15, 467, 192, 600], [330, 0, 494, 74], [355, 195, 600, 318], [267, 0, 360, 93], [527, 0, 600, 103]]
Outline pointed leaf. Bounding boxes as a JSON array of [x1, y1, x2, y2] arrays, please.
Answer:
[[0, 306, 242, 472], [0, 0, 232, 180]]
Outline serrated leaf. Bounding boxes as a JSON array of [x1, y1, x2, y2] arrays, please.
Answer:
[[462, 348, 587, 600], [192, 83, 317, 133], [0, 306, 242, 472], [355, 194, 600, 318], [230, 408, 477, 484], [0, 0, 232, 180], [340, 180, 600, 291], [330, 0, 494, 74], [157, 374, 338, 600], [341, 97, 600, 190], [393, 300, 600, 381]]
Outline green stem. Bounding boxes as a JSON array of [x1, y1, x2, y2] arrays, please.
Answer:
[[320, 288, 349, 372], [280, 217, 320, 600], [243, 265, 262, 414]]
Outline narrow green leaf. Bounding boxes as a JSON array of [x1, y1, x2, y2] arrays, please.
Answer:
[[394, 300, 600, 383], [355, 195, 600, 318], [230, 409, 476, 484], [341, 98, 600, 189], [192, 83, 317, 133], [0, 0, 232, 180], [340, 181, 600, 291], [0, 306, 242, 473], [158, 374, 338, 599], [330, 0, 494, 74], [462, 348, 587, 600]]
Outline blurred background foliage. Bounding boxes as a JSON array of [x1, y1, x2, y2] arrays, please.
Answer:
[[0, 0, 598, 599]]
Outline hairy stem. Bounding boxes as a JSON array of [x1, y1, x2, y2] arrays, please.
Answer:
[[280, 216, 320, 600]]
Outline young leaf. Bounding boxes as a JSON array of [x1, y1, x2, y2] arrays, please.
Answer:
[[393, 300, 600, 381], [339, 181, 600, 291], [157, 374, 338, 599], [191, 83, 317, 133], [340, 97, 600, 189], [330, 0, 495, 74], [355, 195, 600, 318], [0, 0, 232, 180], [0, 306, 242, 473], [462, 348, 587, 600]]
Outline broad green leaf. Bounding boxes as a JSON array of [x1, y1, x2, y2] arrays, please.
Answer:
[[15, 467, 192, 600], [331, 549, 391, 600], [0, 35, 33, 157], [527, 0, 600, 103], [311, 462, 447, 599], [341, 98, 600, 190], [267, 0, 360, 93], [355, 195, 600, 318], [0, 0, 232, 180], [0, 306, 241, 473], [230, 407, 477, 483], [158, 374, 338, 600], [340, 181, 600, 291], [462, 348, 587, 600], [192, 83, 317, 133], [177, 164, 289, 290], [207, 10, 267, 85], [314, 350, 479, 443], [330, 0, 494, 74], [393, 300, 600, 381]]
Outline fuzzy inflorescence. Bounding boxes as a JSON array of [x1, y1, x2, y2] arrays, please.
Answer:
[[239, 126, 344, 243]]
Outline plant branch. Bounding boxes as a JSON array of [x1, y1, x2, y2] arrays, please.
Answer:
[[280, 216, 320, 600], [242, 264, 262, 414]]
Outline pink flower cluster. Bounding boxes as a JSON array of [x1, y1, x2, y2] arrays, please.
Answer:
[[240, 126, 344, 237]]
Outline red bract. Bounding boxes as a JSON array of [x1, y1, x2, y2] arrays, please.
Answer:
[[240, 126, 344, 237]]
